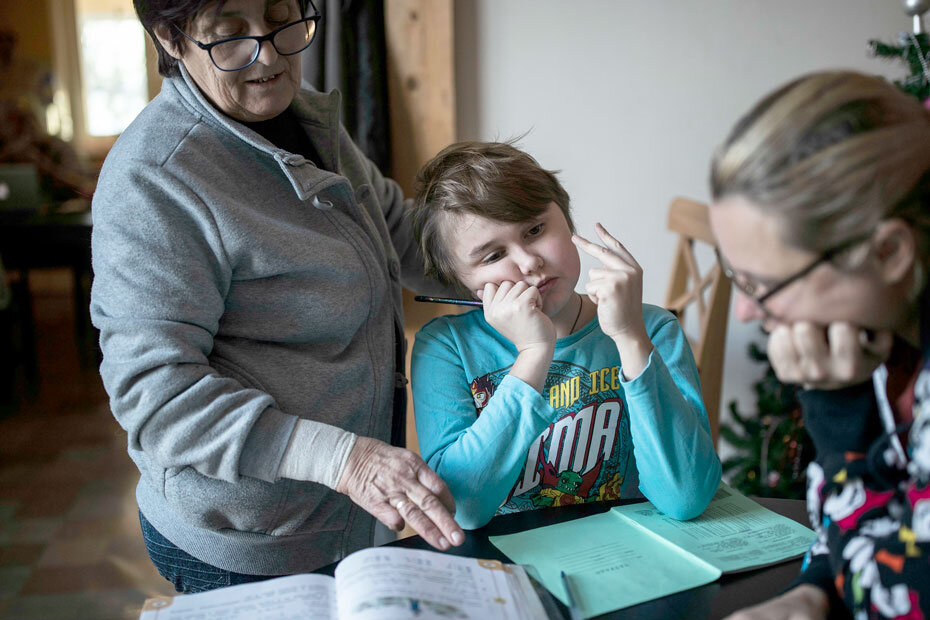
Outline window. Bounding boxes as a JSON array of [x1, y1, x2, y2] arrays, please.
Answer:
[[49, 0, 160, 160], [76, 0, 149, 137]]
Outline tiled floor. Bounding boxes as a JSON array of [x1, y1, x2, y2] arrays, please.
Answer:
[[0, 270, 175, 620], [0, 269, 431, 619]]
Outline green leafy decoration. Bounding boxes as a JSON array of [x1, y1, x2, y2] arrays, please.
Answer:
[[721, 331, 812, 499], [869, 32, 930, 101]]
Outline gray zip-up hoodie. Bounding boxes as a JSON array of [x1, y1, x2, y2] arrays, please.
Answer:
[[90, 65, 442, 574]]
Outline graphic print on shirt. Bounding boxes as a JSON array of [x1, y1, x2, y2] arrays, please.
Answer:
[[469, 361, 634, 515], [470, 374, 495, 413], [797, 351, 930, 619]]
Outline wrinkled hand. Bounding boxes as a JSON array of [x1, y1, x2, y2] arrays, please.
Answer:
[[768, 322, 893, 390], [572, 223, 647, 343], [723, 585, 828, 620], [479, 281, 556, 353], [336, 436, 463, 550]]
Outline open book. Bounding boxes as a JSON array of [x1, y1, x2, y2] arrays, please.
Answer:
[[488, 483, 816, 619], [138, 546, 551, 620]]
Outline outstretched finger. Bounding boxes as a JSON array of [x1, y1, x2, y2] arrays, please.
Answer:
[[572, 234, 626, 268], [594, 223, 640, 268], [394, 501, 452, 550], [402, 485, 464, 549]]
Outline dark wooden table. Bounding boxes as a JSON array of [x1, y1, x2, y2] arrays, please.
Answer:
[[0, 208, 95, 399], [318, 497, 807, 620]]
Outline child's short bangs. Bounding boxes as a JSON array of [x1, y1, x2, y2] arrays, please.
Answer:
[[411, 140, 574, 291]]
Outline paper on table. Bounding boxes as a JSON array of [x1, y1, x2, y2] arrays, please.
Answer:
[[488, 483, 815, 618], [139, 548, 549, 620], [489, 511, 721, 619], [334, 547, 547, 620], [611, 483, 815, 574], [138, 573, 338, 620]]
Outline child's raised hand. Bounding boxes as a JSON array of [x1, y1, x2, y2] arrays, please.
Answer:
[[573, 223, 653, 378], [479, 281, 556, 353], [572, 223, 647, 341]]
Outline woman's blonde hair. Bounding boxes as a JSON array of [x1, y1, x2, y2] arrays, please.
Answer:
[[710, 70, 930, 261]]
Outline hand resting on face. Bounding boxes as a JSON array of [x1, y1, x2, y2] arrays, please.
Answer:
[[767, 321, 893, 391]]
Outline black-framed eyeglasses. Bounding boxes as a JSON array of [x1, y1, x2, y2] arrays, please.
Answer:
[[715, 234, 871, 317], [175, 1, 321, 72]]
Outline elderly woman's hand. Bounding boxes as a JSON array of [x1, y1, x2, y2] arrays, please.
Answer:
[[336, 436, 464, 550], [768, 322, 894, 390]]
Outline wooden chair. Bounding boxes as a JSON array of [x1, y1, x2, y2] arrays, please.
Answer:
[[663, 197, 732, 445]]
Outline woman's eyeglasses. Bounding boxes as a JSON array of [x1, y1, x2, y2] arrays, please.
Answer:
[[715, 234, 871, 317], [176, 1, 321, 72]]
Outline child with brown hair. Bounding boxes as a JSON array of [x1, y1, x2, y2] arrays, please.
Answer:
[[408, 140, 721, 529]]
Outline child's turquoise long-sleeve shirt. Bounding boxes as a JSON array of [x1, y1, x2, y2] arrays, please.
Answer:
[[411, 303, 721, 529]]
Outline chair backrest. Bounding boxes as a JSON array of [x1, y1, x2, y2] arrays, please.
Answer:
[[663, 197, 731, 445]]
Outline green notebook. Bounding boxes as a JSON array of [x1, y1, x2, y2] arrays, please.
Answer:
[[489, 483, 815, 619]]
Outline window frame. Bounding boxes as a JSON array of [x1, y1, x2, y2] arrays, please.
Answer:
[[47, 0, 161, 163]]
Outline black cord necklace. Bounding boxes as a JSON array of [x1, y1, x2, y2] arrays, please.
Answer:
[[569, 293, 583, 334]]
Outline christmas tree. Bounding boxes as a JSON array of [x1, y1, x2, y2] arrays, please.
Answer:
[[869, 32, 930, 101], [869, 0, 930, 103], [720, 336, 811, 500]]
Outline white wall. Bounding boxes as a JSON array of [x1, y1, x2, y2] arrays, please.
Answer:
[[454, 0, 910, 453]]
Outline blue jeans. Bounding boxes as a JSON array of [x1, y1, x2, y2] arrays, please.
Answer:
[[138, 511, 280, 593]]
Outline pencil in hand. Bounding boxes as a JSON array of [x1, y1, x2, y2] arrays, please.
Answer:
[[414, 296, 483, 307]]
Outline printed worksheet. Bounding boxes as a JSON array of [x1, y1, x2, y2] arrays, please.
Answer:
[[489, 511, 721, 619], [335, 547, 546, 620], [612, 484, 814, 573], [489, 483, 814, 619]]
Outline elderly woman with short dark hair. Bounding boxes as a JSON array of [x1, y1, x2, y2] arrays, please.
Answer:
[[90, 0, 462, 593]]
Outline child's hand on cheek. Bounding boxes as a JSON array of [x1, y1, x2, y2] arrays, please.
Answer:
[[479, 281, 556, 353], [573, 224, 653, 379]]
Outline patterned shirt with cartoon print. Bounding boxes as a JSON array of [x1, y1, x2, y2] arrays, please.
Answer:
[[411, 303, 722, 530], [792, 300, 930, 619]]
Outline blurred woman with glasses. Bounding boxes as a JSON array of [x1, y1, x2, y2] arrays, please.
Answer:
[[710, 70, 930, 620], [90, 0, 463, 593]]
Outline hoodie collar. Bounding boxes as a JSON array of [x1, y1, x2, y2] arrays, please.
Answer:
[[172, 62, 345, 199]]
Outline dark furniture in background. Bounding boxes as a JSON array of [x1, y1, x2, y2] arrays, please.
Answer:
[[0, 208, 94, 402], [316, 497, 807, 620]]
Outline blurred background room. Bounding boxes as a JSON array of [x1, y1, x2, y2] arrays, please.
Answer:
[[0, 1, 923, 617]]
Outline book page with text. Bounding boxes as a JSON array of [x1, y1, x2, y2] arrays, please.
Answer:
[[611, 483, 815, 573], [138, 573, 337, 620], [334, 547, 546, 620]]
